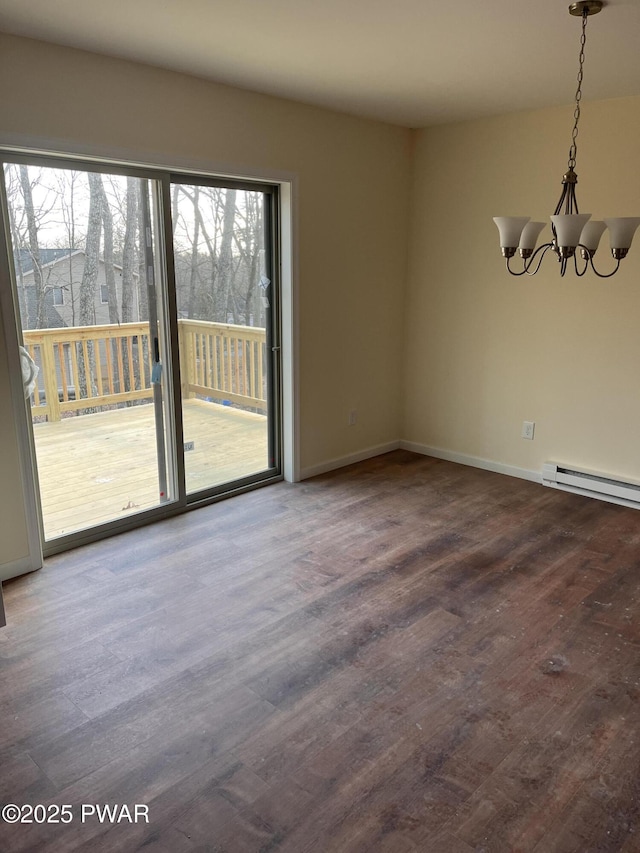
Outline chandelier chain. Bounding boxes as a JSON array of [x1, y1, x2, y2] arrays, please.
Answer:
[[568, 10, 588, 171]]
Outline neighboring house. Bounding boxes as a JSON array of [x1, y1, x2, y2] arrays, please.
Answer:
[[15, 248, 140, 330]]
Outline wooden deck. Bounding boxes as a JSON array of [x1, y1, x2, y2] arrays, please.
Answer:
[[32, 399, 268, 540]]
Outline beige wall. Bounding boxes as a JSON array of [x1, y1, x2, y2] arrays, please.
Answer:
[[0, 33, 411, 572], [405, 96, 640, 482]]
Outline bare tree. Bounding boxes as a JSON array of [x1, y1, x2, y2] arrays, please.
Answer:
[[171, 182, 180, 234], [171, 186, 265, 326], [176, 185, 221, 320], [137, 188, 149, 323], [120, 176, 139, 393], [19, 165, 45, 328], [93, 175, 122, 395], [56, 169, 82, 325], [218, 189, 237, 323], [76, 172, 103, 405], [187, 185, 201, 318], [121, 177, 138, 324], [137, 182, 153, 387], [79, 174, 103, 325], [95, 175, 119, 323], [3, 167, 30, 328], [233, 192, 264, 325]]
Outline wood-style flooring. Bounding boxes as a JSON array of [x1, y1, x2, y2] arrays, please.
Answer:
[[1, 450, 639, 852]]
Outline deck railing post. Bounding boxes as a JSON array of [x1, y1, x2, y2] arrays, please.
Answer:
[[40, 335, 61, 422], [182, 321, 197, 399]]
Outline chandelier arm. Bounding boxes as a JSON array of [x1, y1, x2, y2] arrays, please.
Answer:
[[574, 251, 589, 277], [569, 182, 579, 215], [524, 243, 554, 276], [588, 255, 622, 279], [560, 256, 568, 277], [505, 258, 530, 277], [554, 184, 569, 216], [504, 242, 554, 276]]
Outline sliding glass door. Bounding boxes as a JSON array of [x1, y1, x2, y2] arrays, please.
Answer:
[[170, 178, 278, 494], [0, 154, 280, 552], [2, 161, 176, 541]]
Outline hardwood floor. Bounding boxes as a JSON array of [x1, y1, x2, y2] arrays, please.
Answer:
[[1, 450, 639, 852]]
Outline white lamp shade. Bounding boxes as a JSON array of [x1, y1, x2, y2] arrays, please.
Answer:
[[551, 213, 591, 248], [519, 221, 546, 251], [493, 217, 529, 248], [603, 217, 640, 250], [579, 220, 607, 252]]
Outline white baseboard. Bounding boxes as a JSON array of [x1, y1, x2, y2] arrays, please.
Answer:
[[399, 440, 541, 484], [0, 553, 42, 583], [300, 441, 401, 480], [300, 438, 541, 486]]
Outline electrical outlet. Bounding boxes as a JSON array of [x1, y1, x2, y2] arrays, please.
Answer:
[[348, 409, 357, 426], [522, 421, 535, 440], [184, 440, 195, 452]]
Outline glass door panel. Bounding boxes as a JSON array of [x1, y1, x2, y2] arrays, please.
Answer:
[[171, 181, 276, 494], [3, 162, 176, 541]]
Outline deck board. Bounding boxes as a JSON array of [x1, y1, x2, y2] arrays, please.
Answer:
[[32, 399, 268, 539]]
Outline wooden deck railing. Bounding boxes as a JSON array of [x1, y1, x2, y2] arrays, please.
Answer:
[[178, 320, 266, 411], [22, 319, 267, 421]]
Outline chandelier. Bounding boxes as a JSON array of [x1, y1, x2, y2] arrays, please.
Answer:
[[494, 1, 640, 278]]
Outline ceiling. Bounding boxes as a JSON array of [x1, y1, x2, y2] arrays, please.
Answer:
[[0, 0, 639, 128]]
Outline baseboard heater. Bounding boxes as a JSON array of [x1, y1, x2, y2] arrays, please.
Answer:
[[542, 462, 640, 510]]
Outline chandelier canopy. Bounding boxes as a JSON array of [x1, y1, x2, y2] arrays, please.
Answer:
[[494, 1, 640, 278]]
